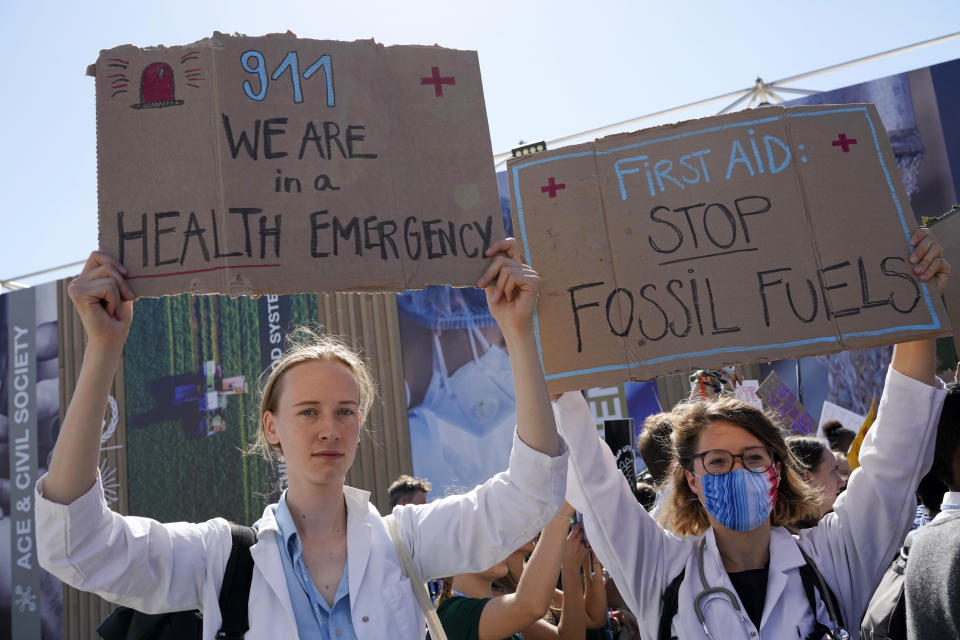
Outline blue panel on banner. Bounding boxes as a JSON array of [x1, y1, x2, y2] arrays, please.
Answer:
[[931, 58, 960, 201], [626, 380, 661, 432]]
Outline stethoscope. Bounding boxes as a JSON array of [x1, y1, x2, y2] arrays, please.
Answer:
[[692, 538, 850, 640]]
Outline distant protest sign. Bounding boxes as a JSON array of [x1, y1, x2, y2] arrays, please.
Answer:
[[509, 104, 950, 392], [817, 400, 865, 437], [757, 371, 816, 436], [93, 32, 502, 297]]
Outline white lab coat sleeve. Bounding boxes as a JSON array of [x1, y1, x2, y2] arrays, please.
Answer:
[[799, 365, 946, 628], [392, 429, 568, 581], [35, 473, 233, 614], [553, 391, 688, 622]]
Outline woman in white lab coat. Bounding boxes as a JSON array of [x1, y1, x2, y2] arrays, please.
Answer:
[[553, 229, 949, 640], [35, 238, 567, 640]]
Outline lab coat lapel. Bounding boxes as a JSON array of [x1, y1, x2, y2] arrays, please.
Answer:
[[760, 527, 806, 628], [250, 508, 298, 631], [345, 486, 374, 604]]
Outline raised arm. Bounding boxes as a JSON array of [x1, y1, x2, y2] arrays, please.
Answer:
[[553, 390, 687, 626], [477, 510, 580, 640], [394, 239, 567, 580], [890, 227, 950, 384], [801, 227, 950, 624], [582, 551, 608, 630], [477, 238, 561, 457], [36, 252, 233, 617], [44, 252, 134, 504]]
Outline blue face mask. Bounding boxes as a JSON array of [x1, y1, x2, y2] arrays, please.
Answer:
[[700, 467, 779, 532]]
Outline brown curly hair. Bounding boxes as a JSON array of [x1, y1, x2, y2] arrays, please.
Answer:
[[658, 395, 821, 535]]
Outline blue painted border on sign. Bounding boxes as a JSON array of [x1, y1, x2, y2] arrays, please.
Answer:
[[510, 107, 941, 382]]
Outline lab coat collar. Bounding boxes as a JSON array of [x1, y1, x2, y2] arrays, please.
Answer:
[[699, 527, 805, 630], [250, 503, 298, 632], [251, 487, 380, 624], [345, 485, 376, 618], [760, 527, 806, 627]]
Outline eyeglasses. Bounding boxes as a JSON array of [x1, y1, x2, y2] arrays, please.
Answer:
[[690, 446, 776, 476]]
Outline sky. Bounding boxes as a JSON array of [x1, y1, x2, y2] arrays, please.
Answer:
[[2, 0, 960, 285]]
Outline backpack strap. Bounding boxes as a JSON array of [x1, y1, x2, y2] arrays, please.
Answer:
[[383, 513, 448, 640], [796, 545, 846, 633], [216, 525, 257, 640], [656, 568, 686, 640]]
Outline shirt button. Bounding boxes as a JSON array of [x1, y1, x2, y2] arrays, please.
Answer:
[[750, 633, 757, 637], [362, 616, 369, 623], [335, 631, 342, 637]]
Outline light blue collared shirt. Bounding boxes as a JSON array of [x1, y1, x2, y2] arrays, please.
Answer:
[[274, 492, 357, 640]]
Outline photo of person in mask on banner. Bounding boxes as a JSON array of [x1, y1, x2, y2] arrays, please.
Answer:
[[396, 185, 519, 498], [398, 286, 517, 497]]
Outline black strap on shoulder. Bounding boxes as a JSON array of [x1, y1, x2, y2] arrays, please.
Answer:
[[657, 568, 686, 640], [796, 548, 845, 632], [216, 525, 257, 640]]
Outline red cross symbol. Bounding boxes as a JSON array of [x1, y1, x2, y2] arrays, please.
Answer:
[[541, 177, 566, 198], [831, 133, 858, 152], [420, 67, 456, 97]]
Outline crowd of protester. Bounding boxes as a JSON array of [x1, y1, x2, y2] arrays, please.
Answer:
[[33, 230, 958, 640]]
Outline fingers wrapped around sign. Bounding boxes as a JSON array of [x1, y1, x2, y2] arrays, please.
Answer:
[[479, 244, 542, 334], [910, 227, 950, 293], [67, 251, 135, 346]]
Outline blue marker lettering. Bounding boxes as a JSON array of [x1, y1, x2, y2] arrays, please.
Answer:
[[654, 159, 684, 193], [764, 135, 792, 173], [614, 156, 649, 200], [726, 140, 755, 179], [679, 149, 711, 184]]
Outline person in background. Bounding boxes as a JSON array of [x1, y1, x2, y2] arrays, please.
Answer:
[[822, 420, 857, 454], [905, 382, 960, 638], [834, 451, 852, 482], [787, 436, 846, 520], [633, 481, 658, 512], [914, 472, 946, 528], [388, 474, 432, 509], [637, 412, 676, 519], [637, 413, 675, 488], [437, 502, 590, 640]]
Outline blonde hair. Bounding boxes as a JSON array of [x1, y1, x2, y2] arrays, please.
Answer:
[[248, 326, 376, 462], [658, 395, 821, 536]]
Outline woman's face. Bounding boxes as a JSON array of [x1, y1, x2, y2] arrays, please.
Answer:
[[806, 447, 846, 516], [263, 359, 362, 488], [685, 420, 780, 496]]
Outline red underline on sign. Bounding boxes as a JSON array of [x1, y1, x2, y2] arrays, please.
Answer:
[[657, 247, 759, 267], [127, 264, 282, 279]]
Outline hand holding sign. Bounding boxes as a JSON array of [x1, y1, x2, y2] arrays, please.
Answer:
[[67, 252, 135, 350], [478, 238, 542, 337], [910, 227, 951, 294], [94, 33, 503, 297]]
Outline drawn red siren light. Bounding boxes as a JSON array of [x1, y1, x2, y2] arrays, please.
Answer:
[[131, 62, 185, 109]]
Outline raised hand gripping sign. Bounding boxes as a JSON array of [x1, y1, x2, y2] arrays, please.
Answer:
[[93, 32, 503, 296], [509, 104, 950, 392]]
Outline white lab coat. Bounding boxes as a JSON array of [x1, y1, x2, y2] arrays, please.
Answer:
[[36, 431, 567, 640], [555, 366, 945, 640]]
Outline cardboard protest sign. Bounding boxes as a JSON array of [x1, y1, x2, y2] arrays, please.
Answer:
[[734, 380, 762, 409], [757, 371, 817, 435], [817, 400, 864, 438], [92, 32, 502, 297], [927, 207, 960, 357], [509, 104, 949, 392]]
